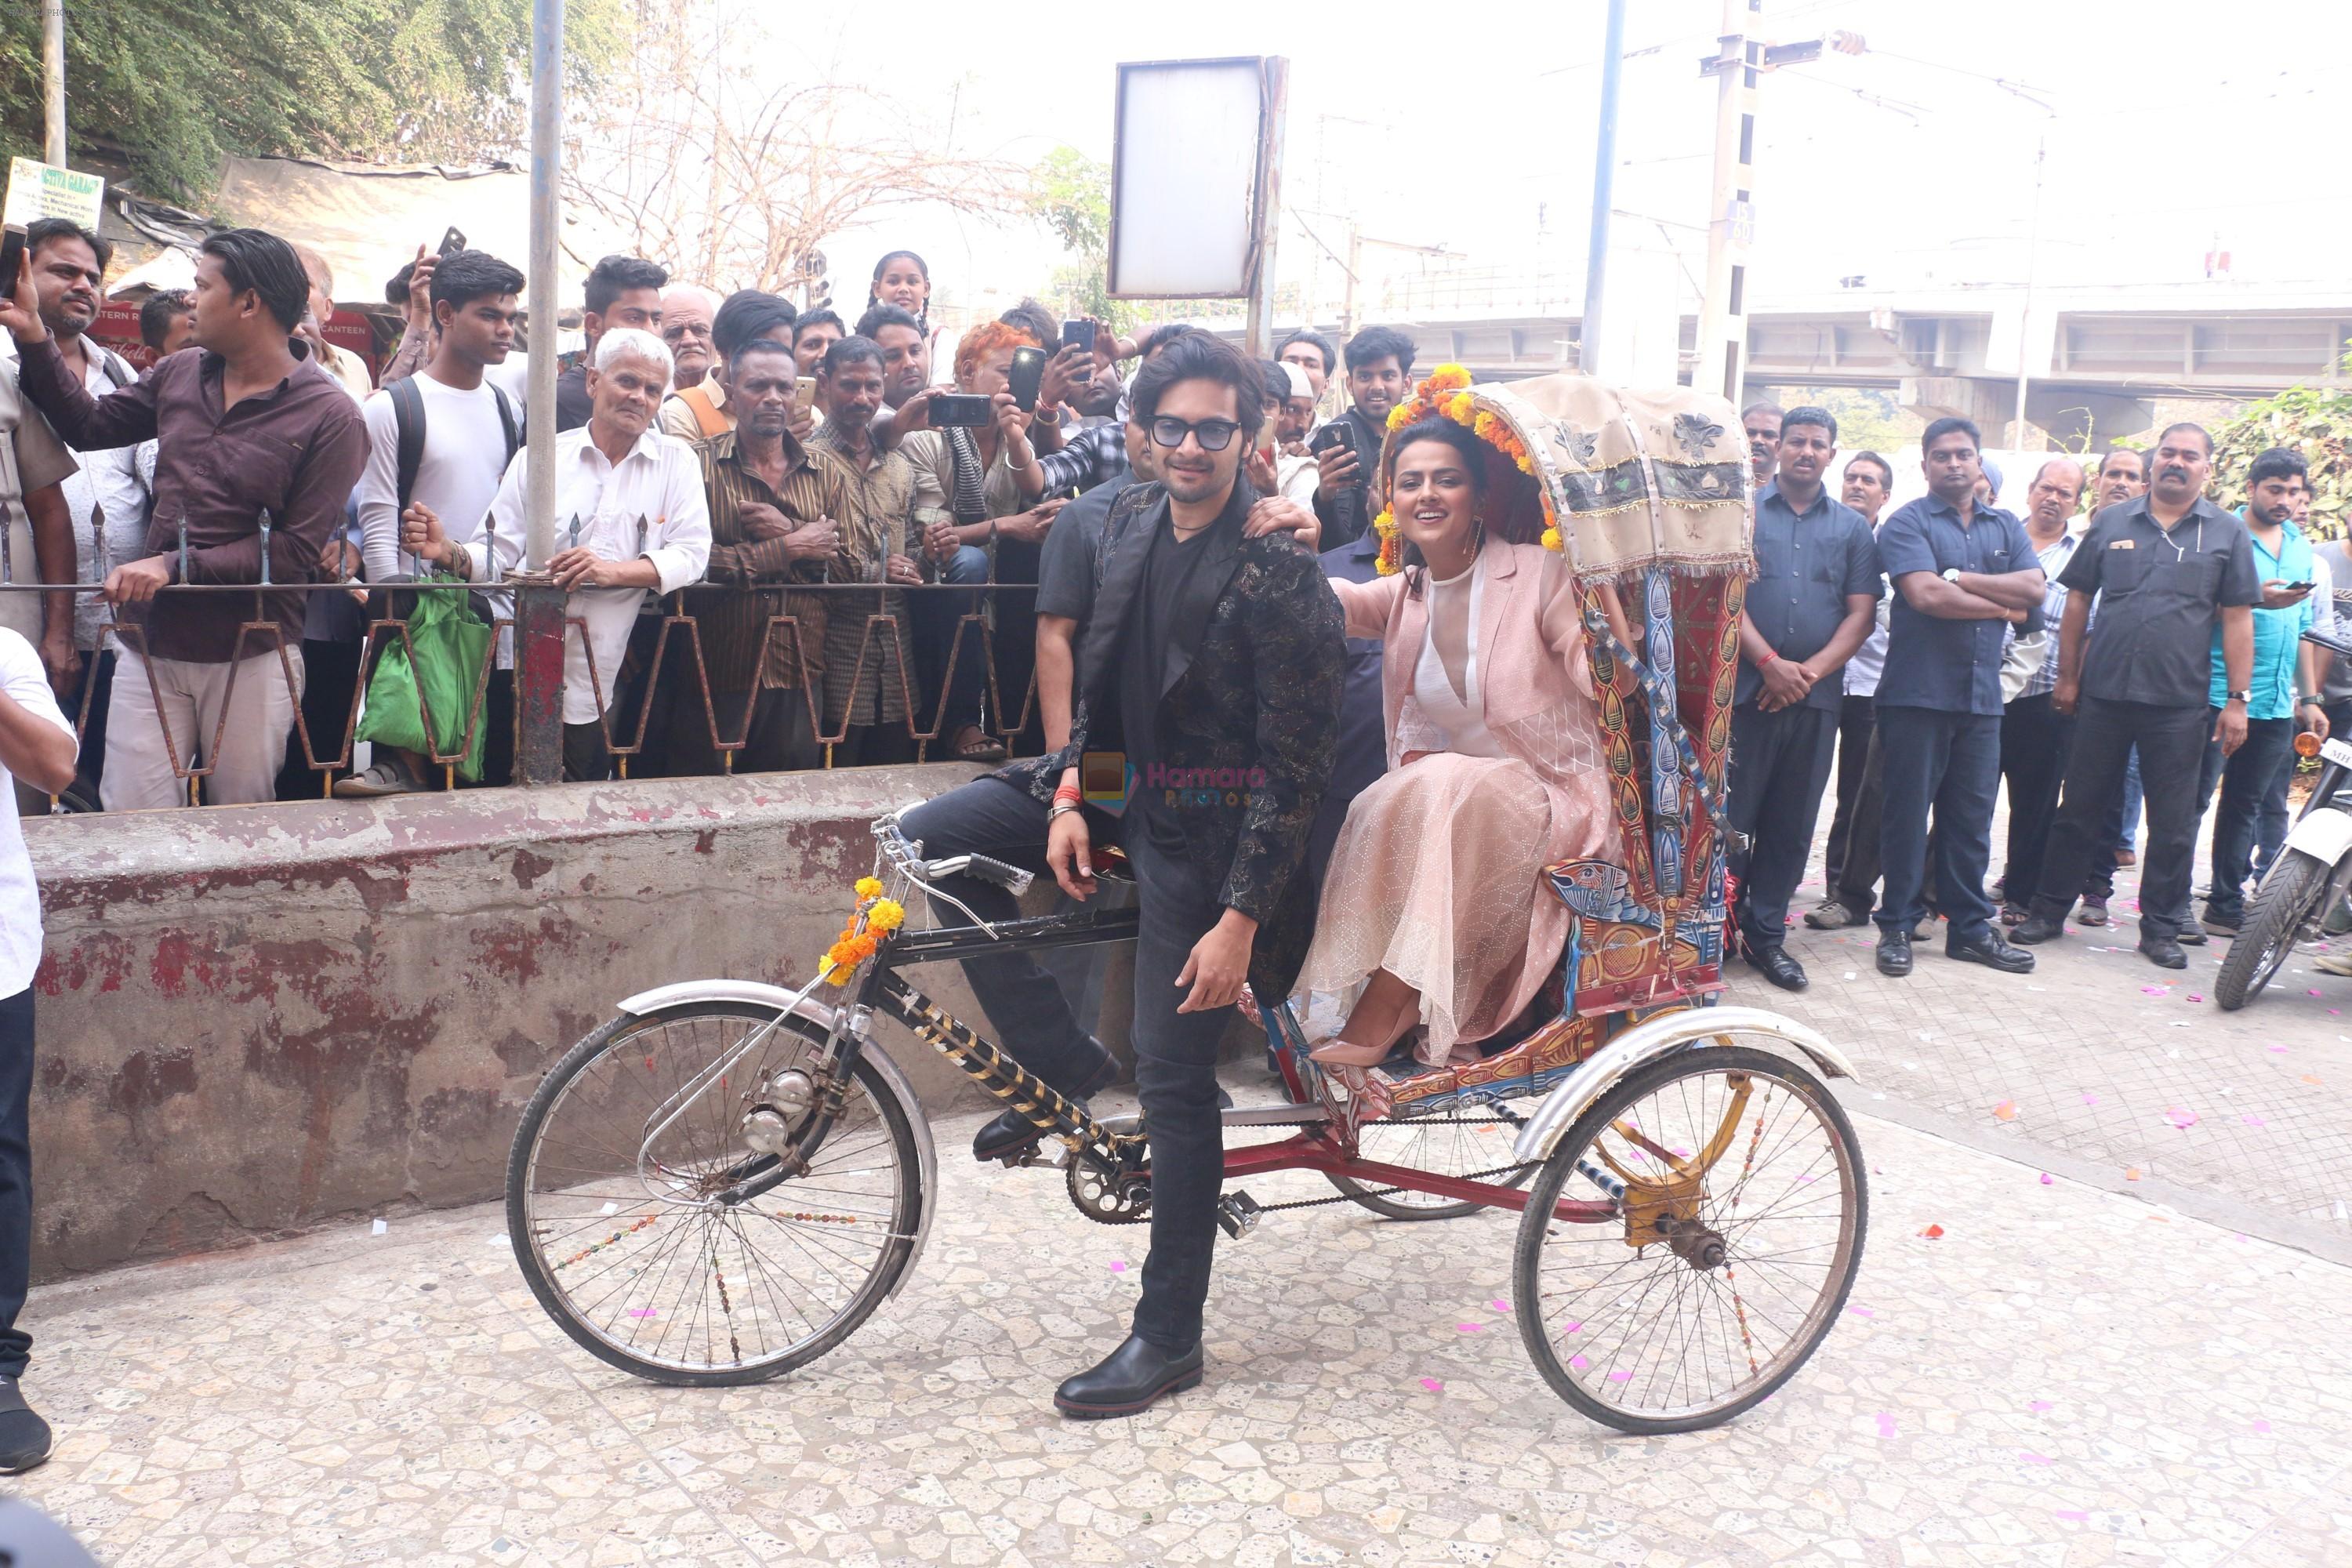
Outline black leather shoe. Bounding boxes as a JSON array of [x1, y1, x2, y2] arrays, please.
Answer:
[[1875, 931, 1912, 977], [1054, 1333, 1203, 1419], [1948, 931, 2034, 973], [1747, 946, 1809, 992], [973, 1039, 1120, 1163], [0, 1376, 51, 1474], [2176, 918, 2209, 947], [2012, 910, 2066, 945], [2139, 935, 2189, 970]]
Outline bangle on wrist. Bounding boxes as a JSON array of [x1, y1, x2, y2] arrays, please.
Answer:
[[1758, 648, 1780, 667], [1047, 800, 1083, 821]]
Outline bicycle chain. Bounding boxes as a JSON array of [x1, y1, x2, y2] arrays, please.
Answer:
[[1067, 1108, 1540, 1225]]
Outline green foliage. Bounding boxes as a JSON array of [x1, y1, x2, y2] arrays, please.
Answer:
[[0, 0, 626, 202], [1755, 385, 1920, 458], [2209, 366, 2352, 541], [1025, 146, 1138, 331]]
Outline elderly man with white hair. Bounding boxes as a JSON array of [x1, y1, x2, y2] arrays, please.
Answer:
[[659, 283, 720, 391], [418, 327, 710, 781]]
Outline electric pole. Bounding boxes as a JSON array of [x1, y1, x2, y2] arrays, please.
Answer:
[[1694, 7, 1866, 401]]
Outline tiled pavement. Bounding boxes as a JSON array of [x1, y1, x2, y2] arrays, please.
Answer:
[[1722, 849, 2352, 1261], [11, 1109, 2352, 1568]]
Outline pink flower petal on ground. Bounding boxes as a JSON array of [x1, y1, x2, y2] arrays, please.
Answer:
[[2312, 989, 2325, 997], [2082, 1093, 2100, 1105], [1419, 1377, 1443, 1392], [1563, 1320, 1582, 1334], [1456, 1322, 1483, 1334], [1491, 1299, 1512, 1313], [2140, 985, 2170, 996], [1606, 1370, 1633, 1383], [627, 1308, 659, 1318], [1874, 1412, 1896, 1438], [2270, 1044, 2289, 1052], [1109, 1260, 1127, 1272], [2242, 1115, 2266, 1127], [1848, 1305, 1875, 1318], [2166, 1108, 2198, 1129], [1570, 1355, 1590, 1371], [2039, 1173, 2054, 1185], [2253, 1418, 2273, 1433], [2187, 993, 2204, 1003], [2021, 1451, 2054, 1465], [2055, 1510, 2089, 1522]]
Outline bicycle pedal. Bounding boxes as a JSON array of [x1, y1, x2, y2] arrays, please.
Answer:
[[999, 1141, 1069, 1171], [1215, 1191, 1263, 1240]]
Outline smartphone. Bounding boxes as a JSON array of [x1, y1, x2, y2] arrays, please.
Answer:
[[0, 227, 23, 296], [794, 376, 817, 413], [1061, 319, 1094, 354], [437, 226, 467, 259], [1309, 424, 1353, 458], [931, 393, 993, 428], [1007, 346, 1047, 412]]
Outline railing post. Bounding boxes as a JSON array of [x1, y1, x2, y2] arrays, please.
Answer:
[[512, 577, 568, 786]]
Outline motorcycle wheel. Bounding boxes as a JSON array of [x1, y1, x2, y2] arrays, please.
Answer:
[[2215, 851, 2332, 1011]]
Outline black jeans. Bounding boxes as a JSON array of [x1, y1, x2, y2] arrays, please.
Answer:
[[2030, 695, 2210, 941], [898, 781, 1229, 1351], [0, 987, 34, 1377], [1998, 691, 2072, 909], [1876, 706, 2000, 946], [1120, 828, 1235, 1352], [2205, 714, 2297, 924], [64, 648, 115, 808], [913, 546, 993, 746], [1727, 702, 1838, 953], [1822, 692, 1876, 892], [276, 635, 365, 800], [562, 720, 611, 782]]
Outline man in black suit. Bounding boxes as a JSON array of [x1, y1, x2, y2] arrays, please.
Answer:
[[898, 332, 1344, 1417]]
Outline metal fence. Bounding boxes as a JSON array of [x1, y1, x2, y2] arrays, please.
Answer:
[[12, 578, 1047, 812]]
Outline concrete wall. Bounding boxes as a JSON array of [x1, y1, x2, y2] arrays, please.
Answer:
[[23, 764, 1150, 1280]]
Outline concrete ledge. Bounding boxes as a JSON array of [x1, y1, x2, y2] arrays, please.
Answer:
[[24, 764, 1075, 1279]]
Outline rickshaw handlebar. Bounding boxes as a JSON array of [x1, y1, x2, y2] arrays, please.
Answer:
[[873, 815, 1035, 898]]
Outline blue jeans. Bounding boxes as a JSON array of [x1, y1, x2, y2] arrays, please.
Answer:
[[2205, 716, 2297, 924], [1875, 706, 2001, 946]]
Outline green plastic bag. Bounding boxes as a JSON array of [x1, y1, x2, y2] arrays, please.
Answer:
[[354, 579, 494, 781]]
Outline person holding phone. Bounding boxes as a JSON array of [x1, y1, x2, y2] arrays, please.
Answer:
[[895, 322, 1055, 760], [1309, 325, 1416, 548]]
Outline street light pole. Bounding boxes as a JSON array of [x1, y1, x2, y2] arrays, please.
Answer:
[[514, 0, 568, 786], [1581, 0, 1628, 376], [2010, 130, 2048, 451], [1695, 0, 1759, 402]]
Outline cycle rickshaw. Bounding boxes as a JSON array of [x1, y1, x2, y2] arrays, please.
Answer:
[[505, 368, 1868, 1435]]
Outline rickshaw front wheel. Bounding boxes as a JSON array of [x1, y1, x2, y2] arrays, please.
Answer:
[[1511, 1042, 1867, 1434]]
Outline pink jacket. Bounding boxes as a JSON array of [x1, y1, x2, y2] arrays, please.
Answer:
[[1327, 535, 1619, 865]]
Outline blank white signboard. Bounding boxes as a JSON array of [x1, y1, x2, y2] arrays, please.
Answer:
[[1111, 60, 1265, 298]]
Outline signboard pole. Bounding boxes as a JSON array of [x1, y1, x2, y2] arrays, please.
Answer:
[[1695, 0, 1759, 402], [1243, 57, 1289, 360], [1579, 0, 1627, 375], [514, 0, 568, 786], [41, 0, 64, 164]]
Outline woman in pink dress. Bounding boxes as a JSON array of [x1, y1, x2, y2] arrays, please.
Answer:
[[1298, 419, 1624, 1073]]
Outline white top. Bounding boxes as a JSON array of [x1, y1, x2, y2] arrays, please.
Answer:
[[0, 629, 73, 996], [1278, 450, 1319, 510], [1843, 582, 1891, 698], [56, 345, 156, 652], [1411, 555, 1507, 758], [481, 424, 711, 724], [357, 370, 519, 583]]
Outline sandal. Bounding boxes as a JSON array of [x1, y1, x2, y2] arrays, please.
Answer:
[[949, 724, 1007, 762]]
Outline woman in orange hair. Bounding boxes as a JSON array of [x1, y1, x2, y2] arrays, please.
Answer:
[[898, 321, 1067, 760]]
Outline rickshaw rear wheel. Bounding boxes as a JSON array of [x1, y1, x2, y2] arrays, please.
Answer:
[[1512, 1043, 1866, 1434]]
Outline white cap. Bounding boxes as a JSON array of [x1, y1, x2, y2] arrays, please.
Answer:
[[1281, 361, 1314, 401]]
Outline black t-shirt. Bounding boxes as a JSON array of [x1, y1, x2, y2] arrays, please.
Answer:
[[1035, 467, 1136, 624], [554, 364, 591, 433], [1119, 517, 1213, 844]]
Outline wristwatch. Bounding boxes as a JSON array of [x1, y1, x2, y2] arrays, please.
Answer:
[[2227, 690, 2252, 704], [1940, 567, 1962, 584]]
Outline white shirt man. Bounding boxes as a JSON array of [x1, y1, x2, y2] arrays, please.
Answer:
[[477, 329, 710, 778]]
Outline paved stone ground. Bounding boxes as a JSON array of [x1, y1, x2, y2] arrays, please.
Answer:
[[9, 1093, 2351, 1568], [1730, 830, 2352, 1261]]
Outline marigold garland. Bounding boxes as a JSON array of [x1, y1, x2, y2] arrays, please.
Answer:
[[818, 880, 901, 984], [1370, 363, 1561, 557]]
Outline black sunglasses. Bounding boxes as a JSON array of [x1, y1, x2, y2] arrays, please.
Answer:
[[1148, 416, 1241, 452]]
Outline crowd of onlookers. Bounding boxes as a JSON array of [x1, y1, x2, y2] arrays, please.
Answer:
[[0, 223, 1408, 807]]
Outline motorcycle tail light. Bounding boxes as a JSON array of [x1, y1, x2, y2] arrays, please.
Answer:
[[2295, 731, 2321, 758]]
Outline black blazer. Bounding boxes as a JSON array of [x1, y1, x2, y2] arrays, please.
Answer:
[[1001, 477, 1345, 997]]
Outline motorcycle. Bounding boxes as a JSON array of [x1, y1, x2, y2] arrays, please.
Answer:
[[2216, 626, 2352, 1010]]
